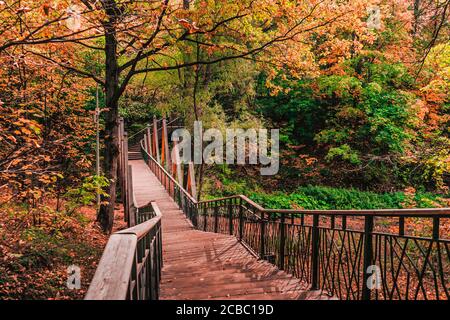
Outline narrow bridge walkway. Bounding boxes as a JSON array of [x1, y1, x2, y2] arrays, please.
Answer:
[[130, 160, 330, 300]]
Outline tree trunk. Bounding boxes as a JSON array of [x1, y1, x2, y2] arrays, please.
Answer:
[[97, 17, 120, 234]]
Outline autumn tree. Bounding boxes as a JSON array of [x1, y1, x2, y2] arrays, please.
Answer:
[[1, 0, 380, 232], [0, 4, 95, 205]]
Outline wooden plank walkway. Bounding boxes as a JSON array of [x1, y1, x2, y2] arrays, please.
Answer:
[[130, 160, 330, 300]]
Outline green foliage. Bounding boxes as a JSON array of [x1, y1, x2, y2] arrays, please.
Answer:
[[248, 186, 447, 210], [64, 175, 109, 214], [325, 144, 361, 165], [256, 57, 421, 189]]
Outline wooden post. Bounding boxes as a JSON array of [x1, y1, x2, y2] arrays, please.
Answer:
[[123, 133, 129, 223], [118, 118, 125, 202], [186, 162, 197, 200], [127, 165, 136, 228], [143, 133, 148, 156], [153, 117, 160, 163], [146, 124, 152, 156], [162, 117, 172, 170], [171, 141, 183, 186]]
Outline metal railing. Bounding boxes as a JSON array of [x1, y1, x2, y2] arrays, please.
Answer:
[[140, 140, 450, 300]]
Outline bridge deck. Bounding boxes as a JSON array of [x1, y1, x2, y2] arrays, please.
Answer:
[[130, 160, 328, 300]]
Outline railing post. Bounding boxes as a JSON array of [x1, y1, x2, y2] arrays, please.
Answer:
[[214, 205, 219, 233], [153, 116, 160, 163], [433, 217, 440, 240], [146, 124, 152, 156], [203, 204, 208, 231], [311, 214, 320, 290], [279, 213, 286, 270], [118, 118, 124, 202], [239, 199, 244, 241], [229, 199, 234, 236], [162, 117, 172, 170], [193, 203, 198, 228], [362, 215, 374, 300], [399, 216, 405, 236], [123, 133, 129, 223], [259, 211, 266, 259]]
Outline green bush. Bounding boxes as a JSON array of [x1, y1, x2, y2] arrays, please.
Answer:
[[247, 185, 446, 210]]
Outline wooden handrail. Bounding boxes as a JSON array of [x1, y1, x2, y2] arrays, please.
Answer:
[[117, 205, 162, 240], [262, 207, 450, 217], [85, 202, 163, 300]]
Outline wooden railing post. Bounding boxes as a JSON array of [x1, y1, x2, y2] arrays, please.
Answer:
[[143, 133, 148, 155], [162, 117, 171, 170], [153, 116, 160, 163], [146, 124, 152, 156], [118, 118, 125, 202], [362, 215, 374, 300], [279, 213, 286, 270], [311, 214, 320, 290], [123, 133, 129, 223], [187, 162, 197, 200], [127, 165, 136, 227]]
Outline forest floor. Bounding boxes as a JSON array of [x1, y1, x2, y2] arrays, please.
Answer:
[[0, 194, 126, 300]]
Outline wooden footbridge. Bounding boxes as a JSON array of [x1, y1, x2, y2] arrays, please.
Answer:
[[86, 118, 450, 301]]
